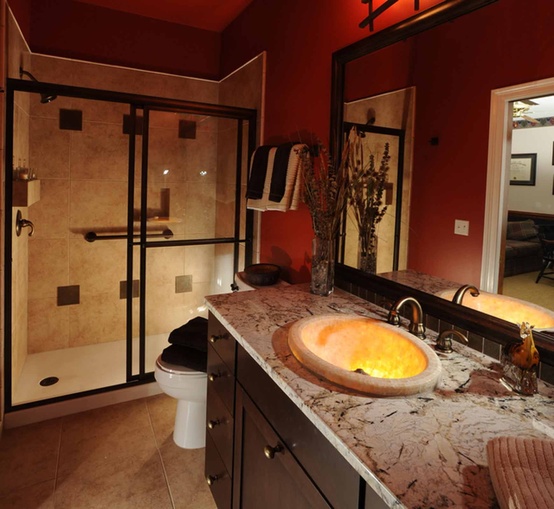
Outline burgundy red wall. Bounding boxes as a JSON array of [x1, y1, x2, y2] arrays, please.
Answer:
[[9, 0, 553, 284]]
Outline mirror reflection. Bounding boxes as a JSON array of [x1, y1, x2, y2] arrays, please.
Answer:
[[335, 0, 554, 316]]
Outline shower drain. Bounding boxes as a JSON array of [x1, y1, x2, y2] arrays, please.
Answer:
[[39, 377, 59, 387]]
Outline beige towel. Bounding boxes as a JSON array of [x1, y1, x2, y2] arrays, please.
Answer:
[[487, 436, 554, 509], [247, 148, 278, 211]]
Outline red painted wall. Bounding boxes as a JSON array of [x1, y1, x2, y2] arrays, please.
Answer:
[[222, 0, 445, 282], [223, 0, 554, 284], [11, 0, 221, 80]]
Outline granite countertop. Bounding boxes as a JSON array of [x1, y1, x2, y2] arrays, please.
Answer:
[[205, 284, 554, 509]]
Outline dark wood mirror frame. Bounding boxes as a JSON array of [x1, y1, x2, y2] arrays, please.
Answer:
[[330, 0, 554, 365]]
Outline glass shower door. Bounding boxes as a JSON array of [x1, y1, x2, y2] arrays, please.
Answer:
[[9, 91, 132, 405]]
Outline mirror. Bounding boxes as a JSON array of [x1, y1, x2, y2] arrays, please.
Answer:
[[331, 0, 554, 329]]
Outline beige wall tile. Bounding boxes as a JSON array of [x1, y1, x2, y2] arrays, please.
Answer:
[[28, 179, 70, 239], [27, 297, 69, 353], [28, 238, 68, 300]]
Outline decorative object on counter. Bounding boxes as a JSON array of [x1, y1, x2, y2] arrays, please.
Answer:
[[299, 139, 349, 296], [345, 129, 390, 274], [243, 263, 281, 286], [501, 322, 539, 395]]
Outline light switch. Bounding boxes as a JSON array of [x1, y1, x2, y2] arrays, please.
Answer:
[[454, 219, 469, 236]]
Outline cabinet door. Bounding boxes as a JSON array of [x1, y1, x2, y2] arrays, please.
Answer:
[[233, 387, 331, 509]]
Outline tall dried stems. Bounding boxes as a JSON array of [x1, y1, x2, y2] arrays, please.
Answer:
[[346, 129, 390, 256], [299, 142, 350, 241]]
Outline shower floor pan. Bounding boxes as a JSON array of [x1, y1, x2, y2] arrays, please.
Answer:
[[12, 333, 169, 406]]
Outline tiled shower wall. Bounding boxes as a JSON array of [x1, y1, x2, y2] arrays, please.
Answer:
[[5, 9, 263, 357]]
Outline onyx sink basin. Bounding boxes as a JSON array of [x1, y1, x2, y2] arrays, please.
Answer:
[[437, 289, 554, 328], [288, 314, 441, 396]]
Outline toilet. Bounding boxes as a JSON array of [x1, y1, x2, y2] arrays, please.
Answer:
[[154, 356, 207, 449]]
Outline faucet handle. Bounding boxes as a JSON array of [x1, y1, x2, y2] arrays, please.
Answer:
[[436, 329, 468, 353], [387, 308, 400, 326], [410, 322, 426, 339]]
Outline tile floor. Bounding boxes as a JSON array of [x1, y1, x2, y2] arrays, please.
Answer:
[[0, 394, 217, 509]]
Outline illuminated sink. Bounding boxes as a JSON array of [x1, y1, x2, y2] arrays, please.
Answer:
[[288, 314, 441, 396], [437, 289, 554, 328]]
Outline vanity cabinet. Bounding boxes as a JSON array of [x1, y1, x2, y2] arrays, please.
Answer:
[[205, 312, 389, 509], [205, 315, 237, 509]]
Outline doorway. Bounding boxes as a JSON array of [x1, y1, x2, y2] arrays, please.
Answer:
[[482, 77, 554, 313]]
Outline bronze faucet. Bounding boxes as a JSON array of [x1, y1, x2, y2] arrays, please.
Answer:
[[451, 284, 480, 304], [387, 296, 426, 339], [435, 329, 468, 353]]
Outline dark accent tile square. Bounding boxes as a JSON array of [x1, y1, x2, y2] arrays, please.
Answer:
[[123, 114, 144, 135], [467, 332, 484, 352], [483, 338, 502, 360], [120, 280, 140, 299], [539, 362, 554, 384], [425, 315, 439, 333], [178, 120, 196, 139], [59, 109, 82, 131], [175, 275, 192, 293], [57, 285, 80, 306]]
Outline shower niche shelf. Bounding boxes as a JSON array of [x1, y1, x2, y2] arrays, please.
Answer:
[[13, 179, 40, 207]]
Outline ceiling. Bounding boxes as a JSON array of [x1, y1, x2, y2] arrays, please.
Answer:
[[513, 95, 554, 121], [75, 0, 255, 32]]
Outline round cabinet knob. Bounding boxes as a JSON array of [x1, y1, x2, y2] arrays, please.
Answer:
[[207, 419, 221, 430], [208, 372, 220, 382], [206, 474, 219, 486], [209, 334, 225, 343], [263, 444, 283, 460]]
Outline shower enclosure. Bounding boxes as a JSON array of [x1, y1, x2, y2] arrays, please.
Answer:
[[4, 78, 256, 411]]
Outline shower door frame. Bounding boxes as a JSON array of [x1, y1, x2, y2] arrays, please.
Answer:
[[4, 79, 256, 411]]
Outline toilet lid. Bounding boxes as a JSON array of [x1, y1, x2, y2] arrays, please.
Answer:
[[155, 355, 200, 375]]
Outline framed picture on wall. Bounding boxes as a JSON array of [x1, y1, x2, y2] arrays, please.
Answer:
[[510, 153, 537, 186]]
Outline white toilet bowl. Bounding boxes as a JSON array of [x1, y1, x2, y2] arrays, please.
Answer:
[[154, 355, 207, 449]]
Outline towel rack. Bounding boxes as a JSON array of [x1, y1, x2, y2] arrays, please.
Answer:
[[85, 229, 173, 242]]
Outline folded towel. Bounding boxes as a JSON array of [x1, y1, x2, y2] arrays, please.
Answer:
[[161, 344, 207, 372], [168, 316, 208, 352], [266, 143, 306, 212], [487, 436, 554, 509], [247, 143, 307, 212], [246, 147, 278, 211], [246, 145, 273, 199], [268, 143, 294, 202]]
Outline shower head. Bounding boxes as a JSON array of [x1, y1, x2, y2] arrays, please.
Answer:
[[19, 67, 58, 103]]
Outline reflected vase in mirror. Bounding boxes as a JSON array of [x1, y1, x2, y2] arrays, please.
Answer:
[[359, 233, 377, 274]]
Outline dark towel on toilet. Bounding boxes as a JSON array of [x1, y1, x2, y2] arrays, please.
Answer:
[[269, 143, 294, 202], [161, 344, 207, 372], [168, 316, 208, 352]]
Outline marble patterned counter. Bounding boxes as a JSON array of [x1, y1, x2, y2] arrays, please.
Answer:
[[205, 284, 554, 508]]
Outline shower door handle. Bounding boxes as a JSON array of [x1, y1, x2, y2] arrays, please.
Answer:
[[16, 210, 35, 237]]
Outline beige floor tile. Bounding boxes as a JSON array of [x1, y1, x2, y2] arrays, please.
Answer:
[[160, 442, 216, 509], [0, 419, 61, 497], [0, 479, 55, 509], [146, 393, 178, 445], [55, 452, 172, 509]]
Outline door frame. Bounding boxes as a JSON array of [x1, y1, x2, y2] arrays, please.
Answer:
[[481, 76, 554, 292]]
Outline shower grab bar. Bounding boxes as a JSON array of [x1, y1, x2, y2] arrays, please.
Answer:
[[85, 229, 173, 242]]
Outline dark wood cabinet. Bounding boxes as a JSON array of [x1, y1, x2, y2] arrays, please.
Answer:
[[205, 312, 389, 509], [233, 387, 331, 509]]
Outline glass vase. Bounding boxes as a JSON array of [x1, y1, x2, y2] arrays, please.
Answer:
[[310, 237, 335, 296]]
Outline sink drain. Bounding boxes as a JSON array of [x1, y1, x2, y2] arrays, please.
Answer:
[[40, 376, 59, 387]]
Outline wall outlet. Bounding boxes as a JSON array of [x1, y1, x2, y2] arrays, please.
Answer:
[[454, 219, 469, 236]]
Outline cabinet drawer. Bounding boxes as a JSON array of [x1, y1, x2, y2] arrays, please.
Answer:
[[205, 432, 232, 509], [237, 344, 360, 509], [208, 313, 236, 373], [207, 384, 234, 475], [208, 344, 236, 416], [233, 387, 331, 509]]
